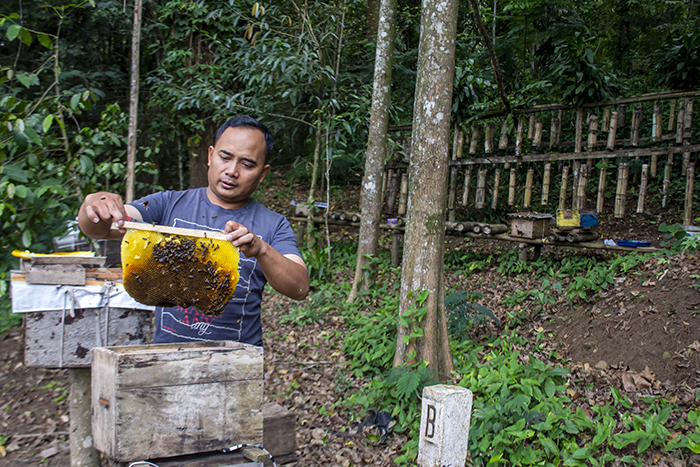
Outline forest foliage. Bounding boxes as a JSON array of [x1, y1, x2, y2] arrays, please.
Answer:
[[0, 0, 698, 319]]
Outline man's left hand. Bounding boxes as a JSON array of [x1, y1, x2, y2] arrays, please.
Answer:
[[224, 221, 263, 257]]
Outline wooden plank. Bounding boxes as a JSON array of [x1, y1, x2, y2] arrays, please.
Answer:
[[26, 264, 86, 286], [29, 256, 106, 266], [112, 343, 262, 389], [115, 221, 229, 240]]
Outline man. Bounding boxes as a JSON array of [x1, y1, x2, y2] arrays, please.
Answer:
[[78, 115, 309, 346]]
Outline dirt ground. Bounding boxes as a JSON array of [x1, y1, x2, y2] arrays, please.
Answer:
[[1, 168, 699, 466]]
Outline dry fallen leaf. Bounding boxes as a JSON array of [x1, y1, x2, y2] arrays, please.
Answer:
[[622, 374, 636, 392]]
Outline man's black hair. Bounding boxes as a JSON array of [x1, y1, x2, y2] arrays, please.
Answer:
[[215, 115, 273, 162]]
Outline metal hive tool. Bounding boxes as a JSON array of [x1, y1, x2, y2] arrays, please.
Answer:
[[119, 221, 240, 316]]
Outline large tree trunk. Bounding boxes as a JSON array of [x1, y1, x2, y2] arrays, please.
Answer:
[[393, 0, 458, 379], [189, 122, 215, 188], [348, 0, 398, 303]]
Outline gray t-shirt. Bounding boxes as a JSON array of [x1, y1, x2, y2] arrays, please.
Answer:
[[130, 187, 301, 346]]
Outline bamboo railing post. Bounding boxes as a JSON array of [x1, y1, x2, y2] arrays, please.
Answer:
[[651, 100, 663, 176], [541, 162, 551, 205], [574, 164, 588, 210], [515, 119, 524, 157], [683, 99, 693, 172], [677, 104, 686, 144], [485, 122, 496, 153], [499, 120, 509, 150], [469, 125, 482, 155], [572, 160, 581, 209], [475, 168, 487, 209], [462, 166, 472, 206], [602, 108, 610, 132], [618, 104, 627, 128], [386, 169, 397, 215], [662, 154, 674, 209], [596, 161, 607, 213], [614, 161, 629, 218], [587, 114, 599, 170], [631, 106, 643, 184], [448, 127, 464, 222], [637, 163, 649, 213], [508, 166, 517, 206], [533, 120, 543, 147], [575, 109, 584, 153], [524, 167, 534, 208], [607, 111, 618, 151], [492, 168, 501, 209], [528, 114, 535, 140], [685, 163, 695, 225], [630, 106, 642, 147], [668, 99, 676, 131], [559, 165, 569, 210], [398, 172, 408, 217], [557, 109, 563, 142], [653, 100, 663, 142], [549, 117, 560, 148]]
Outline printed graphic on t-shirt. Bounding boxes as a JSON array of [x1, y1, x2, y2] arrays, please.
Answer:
[[155, 217, 258, 342]]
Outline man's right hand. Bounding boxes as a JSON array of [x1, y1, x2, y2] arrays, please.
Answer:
[[78, 192, 141, 239]]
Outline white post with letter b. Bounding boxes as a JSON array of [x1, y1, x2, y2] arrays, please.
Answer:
[[417, 384, 473, 467]]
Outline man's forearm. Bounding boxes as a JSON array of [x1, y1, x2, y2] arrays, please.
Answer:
[[255, 243, 309, 300]]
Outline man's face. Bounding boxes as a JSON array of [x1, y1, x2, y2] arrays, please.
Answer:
[[207, 126, 270, 210]]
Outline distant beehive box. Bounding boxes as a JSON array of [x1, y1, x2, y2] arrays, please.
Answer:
[[556, 209, 599, 228], [508, 213, 554, 239], [11, 271, 153, 368], [91, 341, 263, 462]]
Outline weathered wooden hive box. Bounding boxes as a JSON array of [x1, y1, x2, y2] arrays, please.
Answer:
[[11, 267, 154, 368], [508, 212, 554, 239], [91, 340, 263, 462]]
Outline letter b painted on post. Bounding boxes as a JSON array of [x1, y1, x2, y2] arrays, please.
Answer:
[[417, 385, 473, 467]]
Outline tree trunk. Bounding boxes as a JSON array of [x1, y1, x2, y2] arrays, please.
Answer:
[[306, 121, 323, 249], [348, 0, 398, 303], [393, 0, 458, 380], [126, 0, 143, 203], [189, 121, 215, 189]]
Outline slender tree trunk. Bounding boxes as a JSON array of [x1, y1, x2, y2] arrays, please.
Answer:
[[348, 0, 398, 303], [306, 121, 323, 249], [393, 0, 458, 379], [126, 0, 143, 203]]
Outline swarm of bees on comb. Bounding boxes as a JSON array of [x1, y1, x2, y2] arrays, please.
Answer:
[[121, 229, 240, 316]]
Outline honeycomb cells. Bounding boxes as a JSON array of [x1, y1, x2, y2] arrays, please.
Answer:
[[121, 229, 239, 316]]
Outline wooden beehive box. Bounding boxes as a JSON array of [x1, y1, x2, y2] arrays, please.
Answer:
[[11, 270, 154, 368], [91, 341, 263, 462], [508, 213, 554, 239]]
